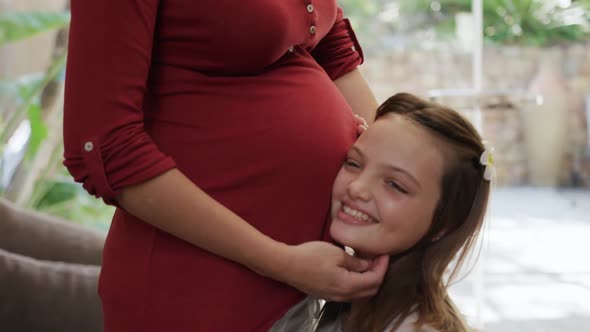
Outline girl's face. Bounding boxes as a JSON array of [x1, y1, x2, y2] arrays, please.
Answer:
[[330, 114, 446, 256]]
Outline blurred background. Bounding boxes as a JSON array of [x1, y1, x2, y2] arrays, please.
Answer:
[[1, 0, 589, 331]]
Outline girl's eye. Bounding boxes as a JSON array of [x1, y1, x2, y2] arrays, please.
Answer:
[[343, 159, 360, 168], [386, 180, 408, 194]]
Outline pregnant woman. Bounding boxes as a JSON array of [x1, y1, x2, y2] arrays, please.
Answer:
[[63, 1, 386, 331]]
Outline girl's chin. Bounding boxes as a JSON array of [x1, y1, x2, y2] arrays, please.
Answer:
[[329, 230, 355, 250], [330, 226, 378, 257]]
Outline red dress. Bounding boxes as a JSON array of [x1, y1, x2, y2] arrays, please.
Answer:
[[63, 0, 363, 331]]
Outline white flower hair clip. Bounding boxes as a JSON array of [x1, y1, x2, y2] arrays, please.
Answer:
[[479, 141, 496, 181]]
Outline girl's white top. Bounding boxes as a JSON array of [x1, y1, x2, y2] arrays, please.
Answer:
[[270, 297, 439, 332]]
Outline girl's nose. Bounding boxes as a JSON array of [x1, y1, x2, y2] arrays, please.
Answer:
[[347, 177, 372, 201]]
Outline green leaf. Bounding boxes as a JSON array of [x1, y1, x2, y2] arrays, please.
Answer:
[[32, 178, 113, 231], [0, 11, 70, 46], [34, 180, 79, 209], [25, 102, 47, 159]]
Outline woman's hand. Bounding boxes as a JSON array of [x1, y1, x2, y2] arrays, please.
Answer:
[[354, 114, 369, 136], [275, 241, 389, 301]]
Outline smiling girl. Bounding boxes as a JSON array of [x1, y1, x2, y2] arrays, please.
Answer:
[[271, 92, 493, 332]]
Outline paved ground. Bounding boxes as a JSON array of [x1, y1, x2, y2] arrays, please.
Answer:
[[449, 187, 590, 332]]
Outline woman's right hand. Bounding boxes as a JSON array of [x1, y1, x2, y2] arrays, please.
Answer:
[[274, 241, 389, 301], [354, 114, 369, 136]]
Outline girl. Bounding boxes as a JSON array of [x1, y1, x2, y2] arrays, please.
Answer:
[[271, 92, 493, 332]]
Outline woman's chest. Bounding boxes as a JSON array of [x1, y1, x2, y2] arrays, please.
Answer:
[[154, 0, 338, 73]]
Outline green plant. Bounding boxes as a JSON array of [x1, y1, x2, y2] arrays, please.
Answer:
[[0, 12, 70, 159], [339, 0, 380, 30], [399, 0, 590, 46], [0, 10, 113, 230]]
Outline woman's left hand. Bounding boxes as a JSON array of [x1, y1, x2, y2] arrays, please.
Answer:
[[274, 241, 389, 302]]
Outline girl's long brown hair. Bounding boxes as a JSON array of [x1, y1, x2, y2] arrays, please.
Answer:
[[333, 93, 491, 332]]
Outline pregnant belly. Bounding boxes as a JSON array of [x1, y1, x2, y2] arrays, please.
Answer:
[[144, 55, 356, 243]]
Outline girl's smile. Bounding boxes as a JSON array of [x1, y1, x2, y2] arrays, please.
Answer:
[[337, 201, 379, 225]]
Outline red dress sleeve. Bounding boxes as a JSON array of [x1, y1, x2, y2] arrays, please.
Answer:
[[63, 0, 176, 205], [311, 7, 365, 81]]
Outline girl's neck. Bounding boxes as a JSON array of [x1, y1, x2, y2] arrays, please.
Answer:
[[341, 248, 389, 330]]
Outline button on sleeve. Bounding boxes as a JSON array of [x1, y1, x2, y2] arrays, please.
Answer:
[[83, 141, 94, 152]]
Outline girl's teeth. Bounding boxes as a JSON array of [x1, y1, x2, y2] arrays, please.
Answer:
[[343, 205, 374, 223]]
